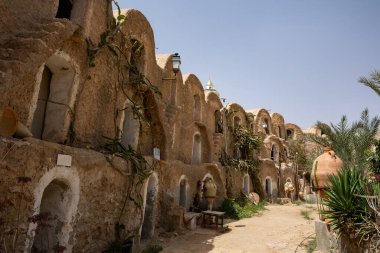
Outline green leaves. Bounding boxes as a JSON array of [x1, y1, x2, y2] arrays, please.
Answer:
[[367, 140, 380, 174], [219, 198, 265, 220], [323, 168, 376, 241], [306, 109, 380, 173], [359, 70, 380, 97], [232, 125, 261, 156]]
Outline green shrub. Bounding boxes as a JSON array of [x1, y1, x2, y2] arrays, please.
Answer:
[[142, 244, 163, 253], [300, 210, 312, 220], [305, 238, 317, 253], [218, 198, 265, 220], [323, 168, 376, 241]]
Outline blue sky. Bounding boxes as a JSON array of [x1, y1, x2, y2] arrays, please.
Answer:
[[118, 0, 380, 129]]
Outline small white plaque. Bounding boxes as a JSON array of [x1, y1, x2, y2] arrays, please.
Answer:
[[153, 148, 160, 160], [57, 154, 72, 167]]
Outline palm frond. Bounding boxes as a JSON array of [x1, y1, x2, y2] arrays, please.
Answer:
[[359, 70, 380, 96]]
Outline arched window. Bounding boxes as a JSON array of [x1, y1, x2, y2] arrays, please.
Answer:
[[214, 110, 223, 133], [263, 119, 269, 134], [233, 116, 241, 129], [271, 145, 277, 161], [278, 126, 282, 138], [286, 129, 294, 140], [56, 0, 73, 19], [192, 133, 201, 164], [193, 95, 201, 121], [31, 52, 78, 143], [31, 66, 51, 139]]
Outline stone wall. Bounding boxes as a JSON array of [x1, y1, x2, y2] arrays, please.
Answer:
[[0, 138, 141, 252], [0, 3, 308, 252]]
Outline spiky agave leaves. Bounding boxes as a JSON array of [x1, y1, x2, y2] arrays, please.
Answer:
[[323, 168, 375, 241]]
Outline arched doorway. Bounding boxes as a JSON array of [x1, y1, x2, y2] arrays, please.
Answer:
[[243, 174, 250, 195], [271, 145, 277, 161], [265, 177, 272, 198], [141, 174, 158, 240], [32, 180, 71, 252], [214, 110, 223, 133], [56, 0, 73, 19], [31, 51, 78, 143], [179, 177, 188, 210], [263, 118, 270, 134]]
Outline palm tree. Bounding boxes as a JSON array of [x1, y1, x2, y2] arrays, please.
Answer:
[[306, 109, 380, 172], [359, 70, 380, 96], [352, 109, 380, 169]]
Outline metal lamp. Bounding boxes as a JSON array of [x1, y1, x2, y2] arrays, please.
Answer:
[[172, 53, 181, 73]]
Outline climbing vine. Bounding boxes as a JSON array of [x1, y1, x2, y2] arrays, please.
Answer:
[[220, 109, 263, 197], [86, 1, 162, 249]]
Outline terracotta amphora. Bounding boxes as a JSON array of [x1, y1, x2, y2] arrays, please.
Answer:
[[311, 147, 343, 192], [204, 178, 217, 198], [204, 178, 217, 210]]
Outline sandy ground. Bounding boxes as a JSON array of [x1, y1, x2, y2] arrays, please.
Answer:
[[157, 204, 319, 253]]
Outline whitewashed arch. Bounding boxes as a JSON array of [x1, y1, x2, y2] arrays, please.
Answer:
[[24, 166, 80, 253], [140, 172, 159, 239], [29, 50, 80, 143], [202, 173, 214, 182], [178, 175, 190, 211]]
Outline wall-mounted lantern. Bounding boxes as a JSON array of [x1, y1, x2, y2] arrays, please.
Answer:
[[172, 53, 181, 74]]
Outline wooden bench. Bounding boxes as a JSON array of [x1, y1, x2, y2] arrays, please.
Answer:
[[201, 210, 225, 229]]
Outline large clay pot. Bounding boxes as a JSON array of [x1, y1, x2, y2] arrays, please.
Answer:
[[204, 178, 217, 210], [204, 179, 217, 198], [311, 147, 343, 191]]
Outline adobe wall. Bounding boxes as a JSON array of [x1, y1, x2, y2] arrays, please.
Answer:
[[156, 161, 226, 229], [0, 138, 142, 252], [0, 2, 309, 251], [258, 159, 279, 199]]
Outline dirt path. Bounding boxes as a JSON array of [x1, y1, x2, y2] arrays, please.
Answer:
[[158, 204, 319, 253]]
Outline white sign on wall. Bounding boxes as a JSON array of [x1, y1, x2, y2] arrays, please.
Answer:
[[153, 148, 160, 160], [57, 154, 72, 167]]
